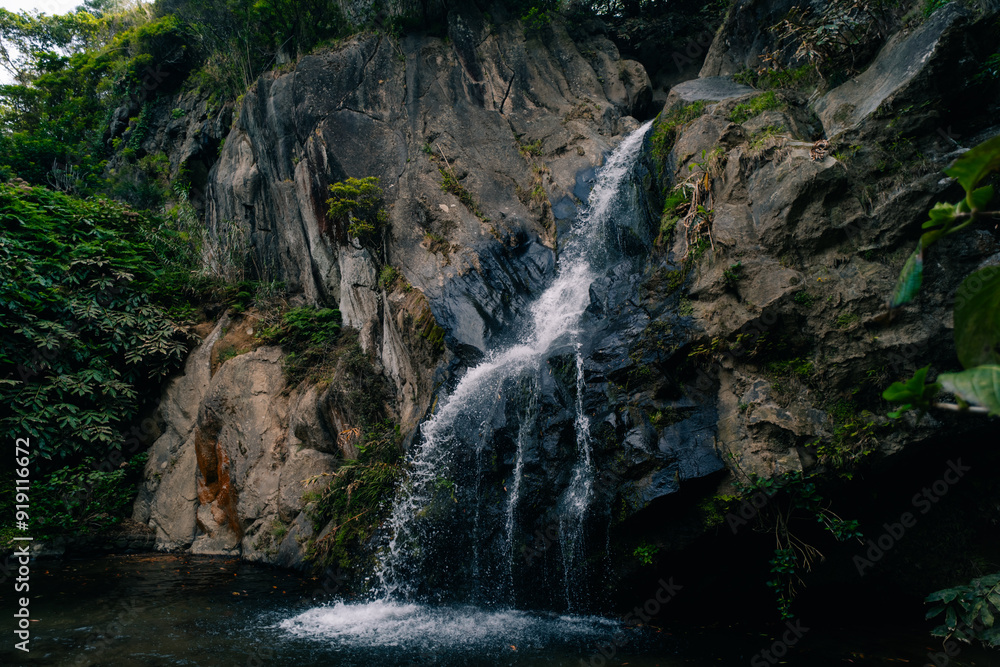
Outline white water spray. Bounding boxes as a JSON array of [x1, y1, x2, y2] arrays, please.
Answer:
[[377, 121, 654, 606]]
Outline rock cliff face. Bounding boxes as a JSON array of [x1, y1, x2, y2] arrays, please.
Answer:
[[608, 0, 1000, 582], [642, 0, 999, 485], [135, 5, 662, 571], [134, 0, 1000, 603]]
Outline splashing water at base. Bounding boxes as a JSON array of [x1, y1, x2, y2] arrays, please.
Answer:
[[278, 600, 620, 652]]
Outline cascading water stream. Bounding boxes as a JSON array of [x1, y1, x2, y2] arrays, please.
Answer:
[[504, 379, 536, 599], [375, 120, 654, 609]]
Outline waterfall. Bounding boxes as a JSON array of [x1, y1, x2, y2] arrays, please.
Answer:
[[376, 120, 654, 610], [504, 378, 535, 600]]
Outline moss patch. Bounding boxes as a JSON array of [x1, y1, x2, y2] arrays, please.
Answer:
[[650, 101, 707, 175], [729, 92, 786, 124]]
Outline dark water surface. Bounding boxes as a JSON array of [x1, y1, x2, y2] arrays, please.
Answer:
[[1, 554, 996, 666]]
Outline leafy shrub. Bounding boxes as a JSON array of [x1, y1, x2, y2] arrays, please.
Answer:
[[280, 307, 342, 346], [925, 573, 1000, 647], [258, 305, 342, 384], [124, 103, 153, 152], [794, 291, 816, 308], [31, 453, 148, 537], [734, 471, 862, 618], [633, 541, 660, 565], [0, 183, 193, 465], [515, 0, 560, 33], [327, 176, 388, 249], [518, 138, 544, 157], [378, 265, 399, 290], [176, 0, 350, 101], [305, 425, 402, 570]]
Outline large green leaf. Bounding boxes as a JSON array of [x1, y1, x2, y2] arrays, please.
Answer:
[[970, 185, 995, 212], [954, 266, 1000, 368], [945, 135, 1000, 196], [938, 366, 1000, 416], [889, 246, 923, 308]]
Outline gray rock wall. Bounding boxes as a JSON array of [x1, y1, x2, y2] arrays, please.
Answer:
[[207, 10, 652, 426], [136, 10, 655, 568]]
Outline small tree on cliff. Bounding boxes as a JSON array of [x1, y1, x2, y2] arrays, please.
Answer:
[[327, 176, 388, 257]]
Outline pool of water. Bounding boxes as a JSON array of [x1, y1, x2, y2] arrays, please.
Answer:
[[1, 554, 996, 666]]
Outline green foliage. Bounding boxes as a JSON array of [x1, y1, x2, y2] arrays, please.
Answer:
[[32, 453, 148, 538], [281, 307, 342, 346], [890, 137, 1000, 307], [767, 547, 798, 619], [734, 470, 862, 618], [926, 573, 1000, 647], [267, 519, 288, 542], [0, 5, 196, 191], [633, 541, 660, 566], [722, 261, 743, 288], [173, 0, 349, 101], [747, 125, 782, 153], [728, 91, 785, 124], [947, 137, 1000, 202], [975, 52, 1000, 83], [733, 63, 819, 91], [644, 265, 687, 297], [817, 400, 880, 471], [889, 247, 924, 308], [955, 267, 1000, 368], [258, 305, 341, 383], [327, 176, 388, 249], [517, 0, 560, 33], [0, 51, 112, 190], [0, 7, 103, 75], [0, 183, 193, 464], [217, 343, 241, 363], [657, 184, 690, 243], [379, 265, 400, 290], [439, 167, 487, 221], [766, 357, 814, 380], [884, 137, 1000, 418], [793, 291, 816, 308], [125, 103, 152, 151], [648, 407, 679, 427], [412, 304, 446, 354], [923, 0, 951, 17], [518, 138, 544, 157], [0, 0, 349, 192], [883, 365, 940, 417], [305, 424, 402, 570], [650, 101, 706, 173], [835, 312, 859, 328], [938, 366, 1000, 417]]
